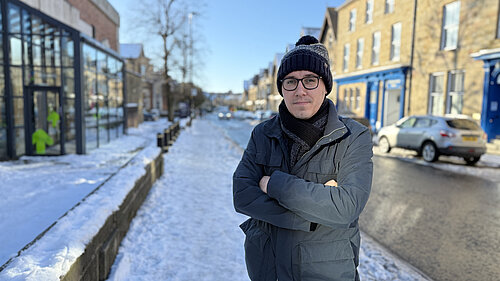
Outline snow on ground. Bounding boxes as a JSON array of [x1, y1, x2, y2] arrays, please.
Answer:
[[107, 117, 431, 281], [372, 145, 500, 183], [0, 119, 171, 271]]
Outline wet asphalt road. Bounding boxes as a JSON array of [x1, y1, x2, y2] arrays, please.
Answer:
[[360, 156, 500, 281]]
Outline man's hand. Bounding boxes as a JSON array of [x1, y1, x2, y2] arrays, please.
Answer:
[[259, 176, 270, 193], [324, 179, 337, 187]]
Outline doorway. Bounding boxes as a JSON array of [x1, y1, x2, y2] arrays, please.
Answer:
[[25, 86, 63, 156]]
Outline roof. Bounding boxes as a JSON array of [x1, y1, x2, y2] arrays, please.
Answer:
[[120, 43, 144, 59]]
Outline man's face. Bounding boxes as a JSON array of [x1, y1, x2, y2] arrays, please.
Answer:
[[282, 70, 326, 119]]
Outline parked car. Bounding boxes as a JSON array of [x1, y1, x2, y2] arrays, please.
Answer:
[[377, 115, 487, 165], [143, 110, 159, 121]]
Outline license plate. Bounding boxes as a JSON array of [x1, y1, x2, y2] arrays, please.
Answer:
[[462, 136, 478, 141]]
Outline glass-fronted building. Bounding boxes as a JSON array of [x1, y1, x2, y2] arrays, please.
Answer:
[[0, 0, 125, 160]]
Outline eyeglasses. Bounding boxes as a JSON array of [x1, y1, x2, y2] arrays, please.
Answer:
[[281, 76, 322, 91]]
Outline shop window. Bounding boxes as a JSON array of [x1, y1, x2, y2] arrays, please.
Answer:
[[429, 73, 444, 115], [441, 1, 460, 50], [447, 70, 464, 114]]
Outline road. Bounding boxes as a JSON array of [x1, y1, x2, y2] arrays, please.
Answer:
[[361, 155, 500, 281]]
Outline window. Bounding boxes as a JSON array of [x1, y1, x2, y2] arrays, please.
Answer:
[[385, 0, 394, 14], [429, 73, 444, 115], [390, 22, 401, 61], [349, 89, 354, 110], [356, 38, 364, 69], [372, 31, 381, 65], [414, 118, 433, 128], [355, 88, 360, 109], [349, 9, 356, 32], [441, 1, 460, 50], [366, 0, 373, 23], [343, 89, 348, 110], [447, 70, 464, 114], [399, 117, 416, 128], [343, 44, 350, 72], [497, 7, 500, 38]]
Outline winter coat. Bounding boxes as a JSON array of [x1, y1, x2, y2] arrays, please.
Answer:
[[233, 100, 373, 281]]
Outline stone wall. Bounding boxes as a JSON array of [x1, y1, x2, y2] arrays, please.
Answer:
[[61, 151, 163, 281]]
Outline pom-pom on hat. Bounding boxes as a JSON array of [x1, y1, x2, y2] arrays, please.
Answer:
[[277, 35, 332, 96]]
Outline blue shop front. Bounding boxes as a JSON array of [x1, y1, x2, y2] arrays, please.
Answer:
[[334, 66, 409, 132]]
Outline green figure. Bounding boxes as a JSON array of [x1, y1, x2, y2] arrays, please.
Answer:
[[32, 129, 54, 154], [47, 110, 60, 128]]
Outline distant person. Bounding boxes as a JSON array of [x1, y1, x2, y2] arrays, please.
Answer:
[[233, 35, 373, 281]]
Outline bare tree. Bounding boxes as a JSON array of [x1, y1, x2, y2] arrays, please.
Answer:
[[137, 0, 188, 121]]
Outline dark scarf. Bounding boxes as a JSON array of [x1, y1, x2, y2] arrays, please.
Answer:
[[279, 99, 329, 168]]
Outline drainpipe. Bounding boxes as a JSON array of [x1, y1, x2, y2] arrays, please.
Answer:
[[407, 0, 418, 115]]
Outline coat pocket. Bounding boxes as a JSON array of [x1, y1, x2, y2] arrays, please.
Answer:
[[240, 219, 276, 281], [298, 239, 356, 281], [307, 160, 337, 184]]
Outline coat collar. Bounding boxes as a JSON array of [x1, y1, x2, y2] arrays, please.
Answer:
[[263, 99, 347, 143]]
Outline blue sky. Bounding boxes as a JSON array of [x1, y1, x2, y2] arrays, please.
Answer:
[[109, 0, 344, 93]]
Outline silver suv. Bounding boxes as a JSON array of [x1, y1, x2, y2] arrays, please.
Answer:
[[377, 115, 487, 165]]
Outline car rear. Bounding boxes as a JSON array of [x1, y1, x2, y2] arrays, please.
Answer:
[[436, 117, 486, 158]]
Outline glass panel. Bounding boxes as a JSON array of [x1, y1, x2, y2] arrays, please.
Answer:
[[15, 127, 25, 156], [31, 15, 43, 35], [99, 121, 108, 144], [8, 4, 21, 33], [83, 44, 96, 71], [449, 94, 463, 114], [64, 98, 76, 153], [97, 51, 107, 74], [0, 128, 6, 159], [62, 37, 74, 67], [10, 35, 22, 65], [54, 36, 61, 67], [0, 34, 3, 60], [86, 127, 98, 151], [33, 35, 42, 66], [32, 90, 60, 154], [10, 67, 23, 97], [0, 96, 5, 129], [22, 9, 31, 34], [64, 69, 75, 98], [13, 97, 24, 126]]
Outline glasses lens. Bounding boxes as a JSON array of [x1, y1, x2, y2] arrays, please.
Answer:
[[303, 77, 319, 89], [283, 78, 298, 90]]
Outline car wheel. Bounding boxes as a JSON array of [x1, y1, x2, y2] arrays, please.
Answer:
[[422, 142, 438, 162], [464, 156, 480, 166], [378, 137, 391, 153]]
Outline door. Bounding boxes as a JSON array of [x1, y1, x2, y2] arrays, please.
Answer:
[[26, 86, 63, 155], [384, 89, 401, 126], [486, 73, 500, 141]]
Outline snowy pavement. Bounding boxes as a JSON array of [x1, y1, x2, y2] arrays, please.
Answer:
[[107, 117, 431, 281]]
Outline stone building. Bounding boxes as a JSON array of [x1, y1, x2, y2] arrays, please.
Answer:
[[319, 0, 500, 140]]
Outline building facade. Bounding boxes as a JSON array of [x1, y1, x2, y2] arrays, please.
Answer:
[[0, 0, 124, 160], [318, 0, 500, 141]]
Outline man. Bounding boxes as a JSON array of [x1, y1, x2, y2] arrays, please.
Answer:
[[233, 35, 373, 281]]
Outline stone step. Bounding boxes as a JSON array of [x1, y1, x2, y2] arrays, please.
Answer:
[[486, 139, 500, 155]]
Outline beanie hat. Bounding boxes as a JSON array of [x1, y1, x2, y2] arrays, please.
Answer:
[[277, 35, 332, 96]]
